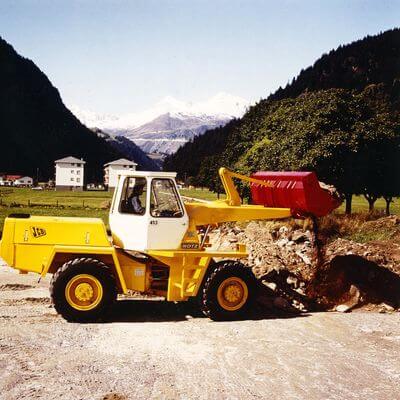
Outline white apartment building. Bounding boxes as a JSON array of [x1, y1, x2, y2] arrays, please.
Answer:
[[55, 156, 85, 191], [104, 158, 137, 189]]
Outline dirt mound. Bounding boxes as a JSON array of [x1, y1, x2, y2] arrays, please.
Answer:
[[324, 237, 400, 273], [309, 254, 400, 311], [362, 215, 400, 242], [309, 237, 400, 311], [213, 217, 400, 313]]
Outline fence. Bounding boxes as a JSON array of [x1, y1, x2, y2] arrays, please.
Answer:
[[0, 198, 110, 210]]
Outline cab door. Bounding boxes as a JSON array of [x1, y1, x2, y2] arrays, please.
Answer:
[[109, 176, 151, 251], [147, 178, 188, 250]]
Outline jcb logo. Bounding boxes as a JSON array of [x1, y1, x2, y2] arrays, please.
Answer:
[[31, 226, 46, 238]]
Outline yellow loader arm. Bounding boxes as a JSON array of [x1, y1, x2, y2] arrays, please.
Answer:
[[219, 167, 273, 206], [183, 167, 292, 227]]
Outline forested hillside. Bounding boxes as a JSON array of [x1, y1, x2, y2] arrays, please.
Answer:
[[0, 37, 123, 182], [270, 28, 400, 100], [164, 29, 400, 213]]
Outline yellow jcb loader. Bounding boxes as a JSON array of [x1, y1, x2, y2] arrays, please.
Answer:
[[0, 168, 339, 322]]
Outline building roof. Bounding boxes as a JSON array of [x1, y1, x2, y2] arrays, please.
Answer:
[[5, 175, 23, 181], [104, 158, 138, 167], [117, 170, 177, 178], [55, 156, 86, 164]]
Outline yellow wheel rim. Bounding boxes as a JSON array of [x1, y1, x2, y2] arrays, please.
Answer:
[[217, 277, 248, 311], [65, 274, 103, 311]]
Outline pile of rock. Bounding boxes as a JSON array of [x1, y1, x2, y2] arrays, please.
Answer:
[[211, 219, 400, 314], [211, 221, 316, 280], [211, 221, 317, 313]]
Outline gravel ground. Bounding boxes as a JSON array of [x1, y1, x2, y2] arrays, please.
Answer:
[[0, 261, 399, 400]]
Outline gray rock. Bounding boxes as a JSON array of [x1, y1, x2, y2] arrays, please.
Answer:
[[336, 304, 351, 313], [264, 282, 277, 291], [382, 303, 395, 312], [292, 231, 308, 243]]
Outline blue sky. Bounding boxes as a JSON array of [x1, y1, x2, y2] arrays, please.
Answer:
[[1, 0, 399, 114]]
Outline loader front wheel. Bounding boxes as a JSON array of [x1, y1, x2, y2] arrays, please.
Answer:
[[201, 261, 256, 321], [50, 258, 117, 322]]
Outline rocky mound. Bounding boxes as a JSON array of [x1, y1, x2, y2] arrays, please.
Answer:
[[211, 217, 400, 313]]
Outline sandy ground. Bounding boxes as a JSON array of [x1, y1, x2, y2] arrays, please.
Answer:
[[0, 261, 399, 400]]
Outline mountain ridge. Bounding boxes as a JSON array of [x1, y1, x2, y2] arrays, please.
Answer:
[[124, 112, 230, 154], [70, 93, 249, 154], [70, 92, 249, 131]]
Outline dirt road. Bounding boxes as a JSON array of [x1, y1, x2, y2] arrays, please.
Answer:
[[0, 261, 399, 400]]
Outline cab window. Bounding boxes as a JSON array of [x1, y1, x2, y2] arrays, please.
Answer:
[[119, 177, 147, 215], [150, 179, 183, 218]]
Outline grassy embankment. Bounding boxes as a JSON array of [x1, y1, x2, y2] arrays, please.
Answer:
[[0, 187, 398, 243]]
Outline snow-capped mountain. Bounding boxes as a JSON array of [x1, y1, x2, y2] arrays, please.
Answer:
[[125, 112, 230, 154], [70, 92, 249, 154]]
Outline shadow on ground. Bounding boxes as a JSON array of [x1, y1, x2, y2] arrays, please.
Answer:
[[103, 296, 309, 323]]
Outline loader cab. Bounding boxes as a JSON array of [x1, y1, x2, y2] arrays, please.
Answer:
[[109, 171, 189, 251]]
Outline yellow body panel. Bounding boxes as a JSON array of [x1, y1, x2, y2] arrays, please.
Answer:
[[0, 216, 131, 293], [1, 216, 109, 274], [0, 218, 15, 267], [13, 216, 110, 247], [116, 250, 148, 292], [14, 244, 55, 274]]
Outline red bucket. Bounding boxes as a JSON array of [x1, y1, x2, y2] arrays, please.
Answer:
[[250, 171, 341, 217]]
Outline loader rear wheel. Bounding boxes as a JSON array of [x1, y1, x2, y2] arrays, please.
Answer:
[[200, 261, 256, 321], [50, 258, 117, 322]]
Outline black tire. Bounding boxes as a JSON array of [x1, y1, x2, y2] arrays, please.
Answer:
[[50, 258, 117, 322], [200, 261, 256, 321]]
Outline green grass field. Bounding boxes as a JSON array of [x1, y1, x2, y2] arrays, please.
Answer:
[[0, 187, 112, 208], [0, 187, 112, 232], [0, 187, 398, 234]]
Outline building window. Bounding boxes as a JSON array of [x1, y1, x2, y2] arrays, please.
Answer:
[[77, 170, 80, 175], [71, 177, 74, 182], [71, 170, 74, 173], [77, 178, 80, 183]]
